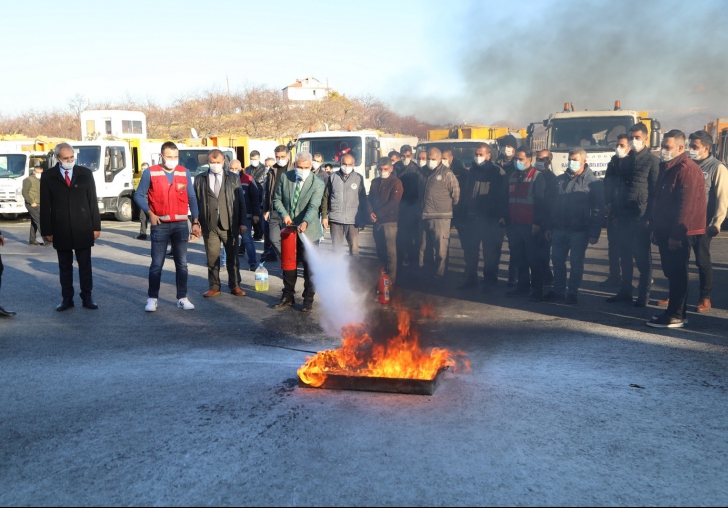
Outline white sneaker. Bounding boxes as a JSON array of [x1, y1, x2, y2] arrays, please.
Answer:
[[145, 298, 158, 312], [177, 298, 195, 310]]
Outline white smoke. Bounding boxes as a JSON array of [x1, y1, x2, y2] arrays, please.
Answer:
[[300, 234, 367, 338]]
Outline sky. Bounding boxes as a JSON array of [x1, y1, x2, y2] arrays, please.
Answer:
[[2, 0, 727, 130]]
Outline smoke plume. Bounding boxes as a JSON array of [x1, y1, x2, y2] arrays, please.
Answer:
[[300, 234, 368, 338]]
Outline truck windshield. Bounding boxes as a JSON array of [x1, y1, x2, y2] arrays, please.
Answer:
[[550, 116, 634, 151], [178, 149, 234, 177], [0, 154, 27, 178], [416, 142, 487, 167], [74, 146, 102, 171], [297, 137, 362, 167]]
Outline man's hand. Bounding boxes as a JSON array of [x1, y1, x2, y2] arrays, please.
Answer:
[[532, 224, 541, 236], [668, 238, 682, 251], [322, 218, 329, 229], [0, 234, 4, 247], [191, 223, 201, 238], [283, 215, 293, 226], [239, 225, 248, 235], [588, 237, 598, 245], [370, 213, 377, 223], [708, 225, 720, 237], [298, 221, 308, 233], [544, 230, 552, 242], [43, 235, 53, 243], [253, 216, 260, 224], [31, 203, 37, 207], [93, 231, 101, 240], [264, 211, 270, 221], [148, 212, 161, 226]]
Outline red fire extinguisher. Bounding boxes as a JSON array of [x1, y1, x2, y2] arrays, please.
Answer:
[[280, 226, 298, 271], [377, 268, 391, 304]]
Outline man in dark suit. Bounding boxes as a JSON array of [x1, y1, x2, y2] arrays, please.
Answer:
[[40, 143, 101, 311], [0, 230, 15, 316]]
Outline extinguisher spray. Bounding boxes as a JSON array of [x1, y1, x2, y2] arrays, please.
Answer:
[[377, 268, 392, 304]]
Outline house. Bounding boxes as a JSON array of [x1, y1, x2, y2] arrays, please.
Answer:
[[282, 77, 330, 101]]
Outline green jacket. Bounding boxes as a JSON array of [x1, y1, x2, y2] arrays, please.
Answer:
[[273, 170, 325, 242], [22, 175, 41, 205]]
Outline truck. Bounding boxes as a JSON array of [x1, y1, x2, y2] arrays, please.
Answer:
[[529, 101, 662, 177], [0, 150, 52, 219], [705, 118, 728, 164], [416, 125, 526, 169]]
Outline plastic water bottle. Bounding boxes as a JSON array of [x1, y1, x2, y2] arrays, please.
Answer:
[[255, 263, 269, 292]]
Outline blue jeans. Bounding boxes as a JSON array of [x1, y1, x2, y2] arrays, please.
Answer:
[[149, 221, 189, 299], [551, 229, 589, 297], [241, 219, 257, 266]]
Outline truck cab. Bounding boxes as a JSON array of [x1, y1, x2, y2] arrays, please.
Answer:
[[0, 151, 51, 219]]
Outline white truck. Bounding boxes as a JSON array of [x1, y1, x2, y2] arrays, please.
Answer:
[[529, 102, 662, 177], [0, 150, 51, 219]]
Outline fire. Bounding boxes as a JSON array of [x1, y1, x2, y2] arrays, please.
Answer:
[[297, 302, 470, 388]]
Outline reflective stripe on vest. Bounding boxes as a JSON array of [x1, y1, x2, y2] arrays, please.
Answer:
[[147, 165, 189, 222], [509, 167, 538, 224]]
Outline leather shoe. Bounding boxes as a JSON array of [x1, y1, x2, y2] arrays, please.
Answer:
[[656, 297, 669, 306], [0, 306, 16, 317], [230, 287, 246, 297], [82, 299, 98, 310], [696, 298, 711, 313], [301, 300, 314, 313], [136, 234, 147, 240], [56, 300, 75, 312], [272, 296, 294, 309], [203, 290, 222, 298], [606, 291, 632, 303]]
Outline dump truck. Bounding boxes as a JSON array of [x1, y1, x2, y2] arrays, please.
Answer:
[[529, 101, 661, 177], [417, 125, 526, 169]]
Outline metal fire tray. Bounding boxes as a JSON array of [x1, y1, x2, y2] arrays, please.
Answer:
[[298, 367, 448, 395]]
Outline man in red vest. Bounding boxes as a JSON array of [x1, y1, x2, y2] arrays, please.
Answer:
[[134, 141, 200, 312], [504, 147, 546, 300]]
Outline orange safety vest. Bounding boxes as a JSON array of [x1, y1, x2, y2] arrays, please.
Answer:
[[147, 165, 189, 222], [508, 167, 538, 225]]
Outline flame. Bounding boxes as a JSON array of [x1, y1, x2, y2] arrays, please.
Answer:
[[297, 302, 470, 387]]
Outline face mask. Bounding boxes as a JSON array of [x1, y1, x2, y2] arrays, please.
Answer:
[[163, 159, 178, 170], [341, 166, 353, 174], [661, 149, 676, 162], [428, 160, 439, 169], [629, 139, 644, 151], [535, 161, 546, 171], [312, 161, 322, 170], [567, 160, 581, 173], [276, 158, 288, 167], [688, 149, 703, 160], [442, 159, 451, 168], [35, 173, 42, 179], [209, 163, 223, 174], [474, 156, 486, 166], [381, 171, 391, 179], [515, 161, 526, 171], [403, 157, 412, 166], [616, 147, 629, 159], [60, 161, 74, 170], [502, 147, 515, 157], [250, 159, 260, 167], [295, 168, 310, 180], [418, 160, 427, 168]]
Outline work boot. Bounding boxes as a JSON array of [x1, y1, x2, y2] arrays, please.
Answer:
[[606, 291, 632, 303], [656, 297, 669, 306], [0, 305, 16, 317], [599, 276, 621, 287], [272, 296, 294, 309], [301, 300, 314, 313], [696, 299, 711, 313]]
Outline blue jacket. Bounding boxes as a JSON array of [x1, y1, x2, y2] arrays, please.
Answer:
[[546, 165, 604, 238]]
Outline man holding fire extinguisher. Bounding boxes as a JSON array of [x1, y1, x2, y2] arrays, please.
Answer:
[[271, 152, 326, 312]]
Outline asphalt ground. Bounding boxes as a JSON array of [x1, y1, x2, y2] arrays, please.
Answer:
[[0, 216, 726, 506]]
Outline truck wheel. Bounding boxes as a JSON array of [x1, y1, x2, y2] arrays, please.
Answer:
[[2, 213, 19, 220], [114, 197, 133, 222]]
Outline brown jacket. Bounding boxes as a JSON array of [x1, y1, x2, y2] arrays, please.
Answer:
[[651, 152, 707, 240]]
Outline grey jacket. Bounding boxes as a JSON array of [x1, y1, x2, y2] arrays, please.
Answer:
[[697, 155, 728, 228], [419, 164, 460, 219], [322, 170, 369, 225]]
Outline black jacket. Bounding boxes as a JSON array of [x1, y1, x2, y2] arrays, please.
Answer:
[[457, 160, 506, 221], [246, 164, 267, 194], [263, 161, 294, 215], [394, 160, 423, 206], [603, 154, 621, 208], [40, 164, 101, 251], [240, 174, 261, 219], [614, 147, 660, 221], [546, 165, 604, 238], [368, 175, 403, 224], [193, 170, 247, 233]]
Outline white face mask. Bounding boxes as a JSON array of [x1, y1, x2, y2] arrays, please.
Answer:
[[616, 147, 629, 159], [276, 158, 288, 167], [403, 157, 412, 166], [502, 146, 515, 157], [250, 159, 260, 167], [163, 159, 178, 170], [60, 161, 74, 170], [295, 168, 310, 181], [442, 159, 451, 168], [428, 160, 439, 169], [381, 171, 391, 179], [418, 160, 427, 167], [312, 161, 322, 170], [209, 163, 223, 174], [341, 166, 354, 174], [688, 149, 703, 160], [629, 139, 644, 152], [35, 173, 42, 179], [474, 156, 486, 166], [661, 149, 676, 162]]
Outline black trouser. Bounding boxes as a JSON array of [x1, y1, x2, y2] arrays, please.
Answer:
[[692, 233, 712, 300], [202, 226, 239, 291], [618, 219, 652, 299], [657, 235, 696, 320], [139, 211, 148, 235], [540, 233, 554, 287], [606, 214, 621, 281], [252, 218, 263, 240], [27, 205, 41, 243], [57, 248, 93, 302], [462, 217, 504, 287], [0, 253, 3, 292], [396, 202, 420, 270], [508, 223, 542, 294], [282, 235, 316, 302]]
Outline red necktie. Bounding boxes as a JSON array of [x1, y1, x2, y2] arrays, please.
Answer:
[[65, 171, 71, 187]]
